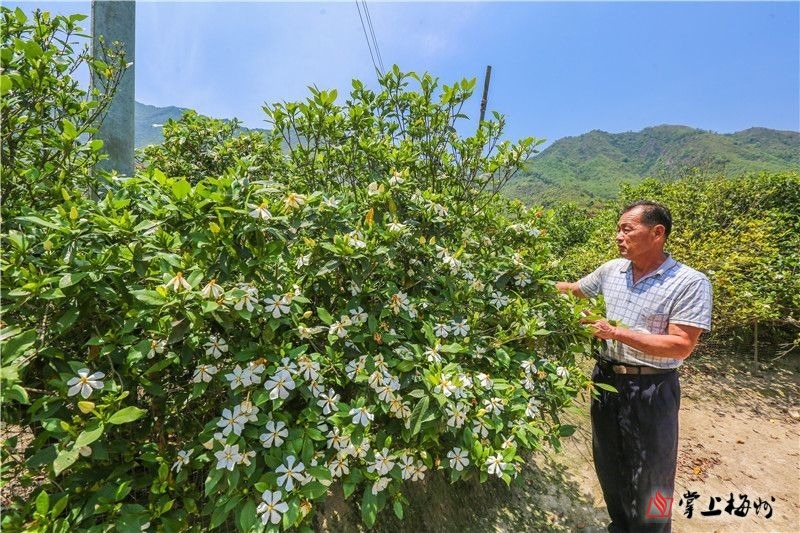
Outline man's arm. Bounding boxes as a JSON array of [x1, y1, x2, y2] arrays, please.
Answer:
[[588, 320, 704, 360], [556, 281, 586, 299]]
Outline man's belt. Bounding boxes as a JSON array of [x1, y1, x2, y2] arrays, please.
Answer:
[[596, 358, 676, 375]]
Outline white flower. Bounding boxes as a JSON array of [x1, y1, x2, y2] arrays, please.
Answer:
[[451, 319, 470, 336], [66, 368, 105, 399], [389, 398, 411, 419], [387, 221, 407, 233], [349, 306, 368, 324], [215, 444, 242, 471], [217, 406, 247, 437], [264, 371, 296, 400], [473, 419, 489, 438], [204, 335, 228, 358], [249, 202, 272, 220], [412, 462, 427, 481], [260, 420, 288, 448], [326, 427, 346, 450], [322, 196, 340, 209], [296, 254, 311, 268], [484, 397, 504, 414], [448, 447, 469, 471], [446, 402, 468, 428], [200, 279, 224, 299], [556, 366, 570, 379], [276, 357, 298, 376], [147, 339, 166, 359], [239, 400, 260, 422], [389, 170, 404, 186], [434, 375, 457, 398], [297, 356, 320, 381], [257, 490, 288, 525], [329, 456, 350, 478], [490, 290, 509, 308], [283, 192, 307, 211], [263, 295, 290, 319], [367, 181, 380, 196], [388, 292, 409, 314], [476, 372, 494, 390], [433, 322, 451, 338], [522, 375, 537, 391], [192, 364, 218, 383], [501, 436, 516, 449], [351, 438, 370, 459], [349, 281, 361, 296], [239, 449, 256, 466], [233, 285, 259, 312], [328, 319, 349, 338], [425, 344, 442, 364], [514, 272, 531, 287], [372, 477, 391, 495], [368, 448, 395, 476], [471, 279, 486, 292], [275, 455, 306, 491], [165, 271, 191, 292], [400, 455, 415, 480], [317, 389, 340, 415], [171, 449, 192, 472], [486, 454, 506, 477], [225, 365, 248, 390], [349, 406, 374, 426], [521, 360, 537, 374]]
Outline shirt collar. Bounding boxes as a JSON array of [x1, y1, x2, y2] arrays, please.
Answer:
[[619, 254, 677, 277]]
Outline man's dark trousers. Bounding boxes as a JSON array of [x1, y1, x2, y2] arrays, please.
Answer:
[[591, 363, 680, 533]]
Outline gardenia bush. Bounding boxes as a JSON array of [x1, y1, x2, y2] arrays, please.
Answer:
[[2, 13, 594, 530]]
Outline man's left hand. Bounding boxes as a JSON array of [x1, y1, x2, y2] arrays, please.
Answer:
[[587, 319, 618, 340]]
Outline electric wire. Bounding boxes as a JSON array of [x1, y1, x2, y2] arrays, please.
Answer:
[[355, 0, 384, 77], [362, 0, 385, 74]]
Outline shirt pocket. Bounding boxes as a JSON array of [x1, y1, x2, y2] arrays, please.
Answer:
[[638, 307, 670, 334]]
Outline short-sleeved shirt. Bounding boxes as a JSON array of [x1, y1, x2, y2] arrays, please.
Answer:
[[578, 254, 712, 368]]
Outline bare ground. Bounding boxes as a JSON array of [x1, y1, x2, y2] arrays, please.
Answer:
[[317, 349, 800, 532]]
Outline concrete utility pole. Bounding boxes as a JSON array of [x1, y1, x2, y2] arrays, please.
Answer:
[[479, 65, 492, 124], [91, 0, 135, 178]]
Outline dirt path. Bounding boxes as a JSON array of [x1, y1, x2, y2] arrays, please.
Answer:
[[318, 351, 800, 532]]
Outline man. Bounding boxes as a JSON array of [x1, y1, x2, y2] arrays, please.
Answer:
[[557, 200, 712, 533]]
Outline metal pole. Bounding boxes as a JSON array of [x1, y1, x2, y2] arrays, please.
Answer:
[[91, 1, 135, 179], [479, 65, 492, 124]]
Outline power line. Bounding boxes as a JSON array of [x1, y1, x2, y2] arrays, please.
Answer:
[[355, 0, 384, 77], [362, 0, 385, 74]]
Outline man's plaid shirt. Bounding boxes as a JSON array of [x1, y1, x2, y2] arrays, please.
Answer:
[[578, 255, 713, 368]]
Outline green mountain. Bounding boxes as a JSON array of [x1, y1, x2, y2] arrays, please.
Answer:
[[505, 125, 800, 206], [135, 101, 188, 148]]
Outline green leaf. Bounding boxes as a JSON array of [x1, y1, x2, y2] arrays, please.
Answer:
[[58, 272, 88, 288], [130, 289, 165, 306], [361, 488, 378, 528], [35, 490, 49, 516], [205, 468, 223, 496], [237, 498, 257, 532], [393, 500, 404, 520], [594, 382, 619, 393], [0, 329, 37, 361], [558, 424, 577, 437], [50, 495, 69, 518], [171, 178, 191, 200], [75, 420, 104, 448], [15, 215, 62, 230], [408, 396, 429, 437], [0, 74, 11, 95], [53, 447, 80, 476], [107, 406, 146, 425], [317, 307, 333, 325]]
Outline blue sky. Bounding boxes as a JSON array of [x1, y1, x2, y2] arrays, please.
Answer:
[[13, 1, 800, 146]]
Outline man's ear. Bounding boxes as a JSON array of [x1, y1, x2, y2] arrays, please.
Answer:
[[652, 224, 666, 239]]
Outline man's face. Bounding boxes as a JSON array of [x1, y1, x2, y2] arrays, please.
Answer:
[[615, 207, 661, 261]]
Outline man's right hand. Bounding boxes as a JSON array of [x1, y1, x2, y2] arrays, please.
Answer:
[[556, 282, 586, 298]]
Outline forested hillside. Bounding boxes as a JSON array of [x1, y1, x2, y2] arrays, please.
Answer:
[[505, 125, 800, 206]]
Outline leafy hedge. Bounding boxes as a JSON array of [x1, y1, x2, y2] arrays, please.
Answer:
[[1, 9, 594, 530]]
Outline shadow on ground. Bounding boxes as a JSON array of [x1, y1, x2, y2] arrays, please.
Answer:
[[315, 451, 607, 532]]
